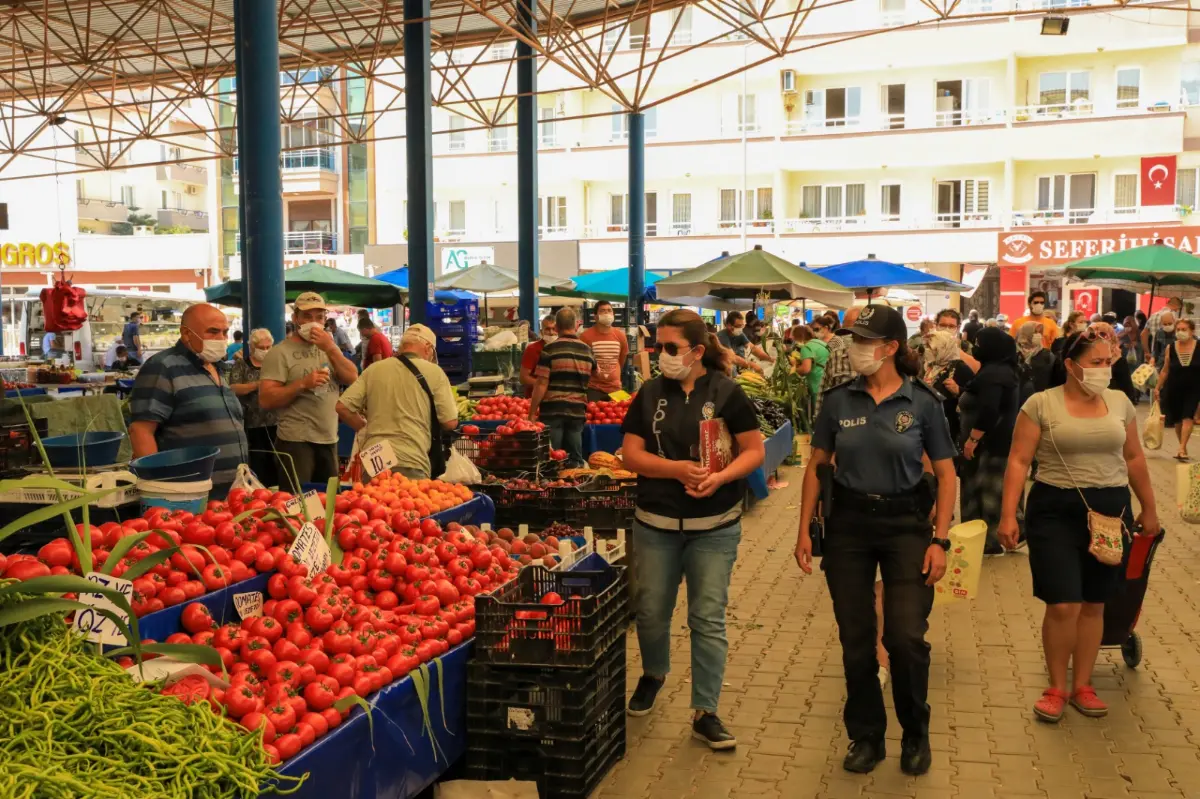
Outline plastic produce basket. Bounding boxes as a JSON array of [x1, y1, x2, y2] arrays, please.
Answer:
[[474, 561, 629, 668], [454, 430, 553, 478], [547, 475, 637, 532]]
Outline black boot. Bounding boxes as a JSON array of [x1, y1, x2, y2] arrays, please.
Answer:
[[843, 738, 886, 773], [900, 734, 932, 775]]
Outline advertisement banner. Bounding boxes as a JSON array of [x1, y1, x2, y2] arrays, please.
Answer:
[[997, 226, 1200, 268]]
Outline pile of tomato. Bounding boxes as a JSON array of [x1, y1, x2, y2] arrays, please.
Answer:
[[139, 515, 521, 764], [471, 395, 530, 421], [585, 400, 631, 425]]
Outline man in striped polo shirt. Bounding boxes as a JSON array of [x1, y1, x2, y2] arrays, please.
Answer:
[[530, 307, 596, 468], [580, 300, 628, 400], [129, 303, 249, 498]]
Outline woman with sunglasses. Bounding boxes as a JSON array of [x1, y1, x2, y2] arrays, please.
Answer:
[[795, 305, 957, 777], [620, 308, 765, 750], [999, 327, 1159, 722]]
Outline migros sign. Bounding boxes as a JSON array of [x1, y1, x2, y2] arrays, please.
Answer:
[[997, 226, 1200, 268], [1, 241, 71, 267]]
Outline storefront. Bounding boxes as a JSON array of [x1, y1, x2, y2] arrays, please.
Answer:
[[995, 224, 1200, 319]]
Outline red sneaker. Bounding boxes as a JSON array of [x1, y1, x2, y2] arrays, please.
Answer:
[[1070, 686, 1108, 718], [1034, 688, 1068, 722]]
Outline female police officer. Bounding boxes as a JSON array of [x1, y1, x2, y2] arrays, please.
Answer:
[[795, 305, 956, 777]]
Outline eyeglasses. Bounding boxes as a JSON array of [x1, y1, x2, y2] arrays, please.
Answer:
[[936, 323, 959, 332], [659, 343, 693, 357]]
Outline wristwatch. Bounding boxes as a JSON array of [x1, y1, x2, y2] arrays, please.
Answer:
[[930, 537, 951, 551]]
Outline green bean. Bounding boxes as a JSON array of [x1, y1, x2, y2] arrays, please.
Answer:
[[0, 590, 306, 798]]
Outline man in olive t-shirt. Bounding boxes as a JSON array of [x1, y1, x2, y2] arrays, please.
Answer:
[[259, 292, 359, 491]]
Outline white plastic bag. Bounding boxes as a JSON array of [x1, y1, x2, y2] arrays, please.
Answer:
[[439, 448, 482, 484], [230, 463, 266, 493], [933, 520, 988, 607], [1132, 363, 1157, 391], [1181, 463, 1200, 523], [1143, 401, 1164, 451], [483, 330, 518, 350]]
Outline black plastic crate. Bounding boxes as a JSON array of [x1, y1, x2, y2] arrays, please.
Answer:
[[0, 417, 49, 477], [474, 561, 629, 668], [464, 679, 625, 799], [466, 636, 625, 739], [455, 430, 553, 478], [545, 476, 636, 532]]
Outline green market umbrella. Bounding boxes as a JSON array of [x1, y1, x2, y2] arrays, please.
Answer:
[[654, 245, 855, 309], [205, 260, 406, 308], [1053, 242, 1200, 300]]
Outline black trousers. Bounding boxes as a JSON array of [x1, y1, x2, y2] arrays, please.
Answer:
[[274, 438, 339, 493], [822, 506, 934, 742], [245, 425, 282, 490]]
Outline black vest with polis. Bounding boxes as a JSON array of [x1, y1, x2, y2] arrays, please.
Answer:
[[819, 374, 951, 506], [626, 369, 754, 528]]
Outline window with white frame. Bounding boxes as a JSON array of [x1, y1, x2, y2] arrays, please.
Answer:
[[611, 105, 658, 141], [1116, 68, 1140, 110], [539, 108, 558, 146], [449, 115, 466, 151], [719, 189, 740, 224], [449, 201, 466, 233], [489, 42, 513, 61], [160, 190, 168, 209], [1177, 167, 1198, 209], [755, 187, 774, 220], [609, 194, 628, 228], [881, 184, 902, 220], [488, 114, 511, 151], [879, 0, 906, 25], [1037, 173, 1095, 221], [602, 25, 623, 52], [629, 17, 650, 49], [799, 183, 866, 220], [671, 193, 692, 233], [1113, 174, 1138, 213], [1038, 71, 1091, 112], [670, 7, 693, 45], [721, 94, 758, 135], [728, 6, 753, 40], [719, 187, 774, 223], [120, 185, 135, 206], [540, 196, 567, 231], [1183, 63, 1200, 106], [803, 87, 861, 128]]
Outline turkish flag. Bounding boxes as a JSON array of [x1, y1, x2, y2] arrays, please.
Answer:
[[1141, 155, 1177, 206]]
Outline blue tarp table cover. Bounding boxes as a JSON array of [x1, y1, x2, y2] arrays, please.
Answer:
[[745, 421, 793, 500], [582, 424, 623, 457]]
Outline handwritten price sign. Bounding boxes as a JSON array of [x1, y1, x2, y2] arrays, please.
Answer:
[[71, 572, 134, 645], [233, 592, 263, 619], [359, 440, 399, 478], [284, 489, 326, 521], [287, 522, 332, 576]]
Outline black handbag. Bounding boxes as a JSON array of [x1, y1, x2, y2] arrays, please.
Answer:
[[395, 353, 450, 477]]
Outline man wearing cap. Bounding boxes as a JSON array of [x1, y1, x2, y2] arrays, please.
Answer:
[[335, 324, 458, 480], [259, 292, 358, 491], [129, 303, 249, 498]]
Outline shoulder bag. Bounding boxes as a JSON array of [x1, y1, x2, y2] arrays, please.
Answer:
[[1047, 419, 1126, 566], [396, 353, 450, 478]]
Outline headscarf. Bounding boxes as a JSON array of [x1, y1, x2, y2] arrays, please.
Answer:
[[1016, 321, 1043, 362], [923, 329, 960, 375], [975, 326, 1019, 367]]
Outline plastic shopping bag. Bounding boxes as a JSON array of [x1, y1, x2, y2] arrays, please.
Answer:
[[933, 520, 987, 607], [1143, 401, 1164, 451], [1132, 363, 1157, 391], [439, 448, 482, 484], [230, 463, 266, 494], [1181, 463, 1200, 523]]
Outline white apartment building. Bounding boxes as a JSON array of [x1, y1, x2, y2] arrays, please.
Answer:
[[358, 0, 1200, 321]]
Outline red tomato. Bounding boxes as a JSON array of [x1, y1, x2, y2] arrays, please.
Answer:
[[180, 603, 215, 634], [224, 685, 260, 719], [240, 711, 276, 743], [275, 732, 302, 760], [300, 711, 329, 738]]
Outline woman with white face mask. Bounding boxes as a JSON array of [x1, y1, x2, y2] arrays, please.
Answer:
[[229, 328, 281, 487], [620, 309, 765, 751], [999, 326, 1159, 724], [795, 305, 958, 778], [1155, 318, 1200, 461]]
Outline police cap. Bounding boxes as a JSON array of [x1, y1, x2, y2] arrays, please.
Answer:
[[849, 305, 907, 341]]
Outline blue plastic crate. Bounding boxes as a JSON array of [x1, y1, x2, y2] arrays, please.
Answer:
[[430, 322, 479, 340], [427, 298, 480, 318]]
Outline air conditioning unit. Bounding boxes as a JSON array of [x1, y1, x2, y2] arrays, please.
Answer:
[[185, 185, 198, 195], [780, 69, 797, 95]]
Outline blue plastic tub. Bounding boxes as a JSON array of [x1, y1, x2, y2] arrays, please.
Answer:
[[40, 432, 125, 469], [130, 446, 220, 483]]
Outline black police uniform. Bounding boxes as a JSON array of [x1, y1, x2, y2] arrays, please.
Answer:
[[812, 371, 956, 746]]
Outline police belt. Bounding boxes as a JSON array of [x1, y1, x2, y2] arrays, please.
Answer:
[[831, 484, 927, 517], [635, 506, 742, 533]]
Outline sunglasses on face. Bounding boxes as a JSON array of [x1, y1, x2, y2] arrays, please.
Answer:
[[658, 342, 693, 356]]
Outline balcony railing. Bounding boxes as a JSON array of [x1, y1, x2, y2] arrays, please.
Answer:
[[1009, 206, 1183, 227], [155, 163, 208, 185], [157, 208, 209, 231], [285, 231, 337, 254], [233, 148, 336, 173], [76, 198, 131, 223]]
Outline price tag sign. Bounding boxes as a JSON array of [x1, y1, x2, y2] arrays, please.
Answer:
[[302, 489, 326, 521], [608, 390, 631, 402], [359, 440, 399, 478], [288, 522, 332, 576], [71, 571, 134, 645], [284, 496, 303, 516], [125, 659, 229, 688], [233, 592, 263, 619]]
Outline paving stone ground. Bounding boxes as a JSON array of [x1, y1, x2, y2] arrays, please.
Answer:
[[594, 423, 1200, 798]]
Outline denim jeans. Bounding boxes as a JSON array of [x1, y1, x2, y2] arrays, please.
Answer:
[[547, 416, 586, 467], [634, 519, 741, 713]]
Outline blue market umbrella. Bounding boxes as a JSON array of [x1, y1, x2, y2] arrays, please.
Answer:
[[374, 267, 478, 303], [811, 255, 971, 298]]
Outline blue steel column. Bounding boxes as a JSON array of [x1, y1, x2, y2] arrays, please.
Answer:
[[516, 1, 539, 326], [404, 0, 434, 325], [233, 0, 285, 342], [625, 112, 645, 389]]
